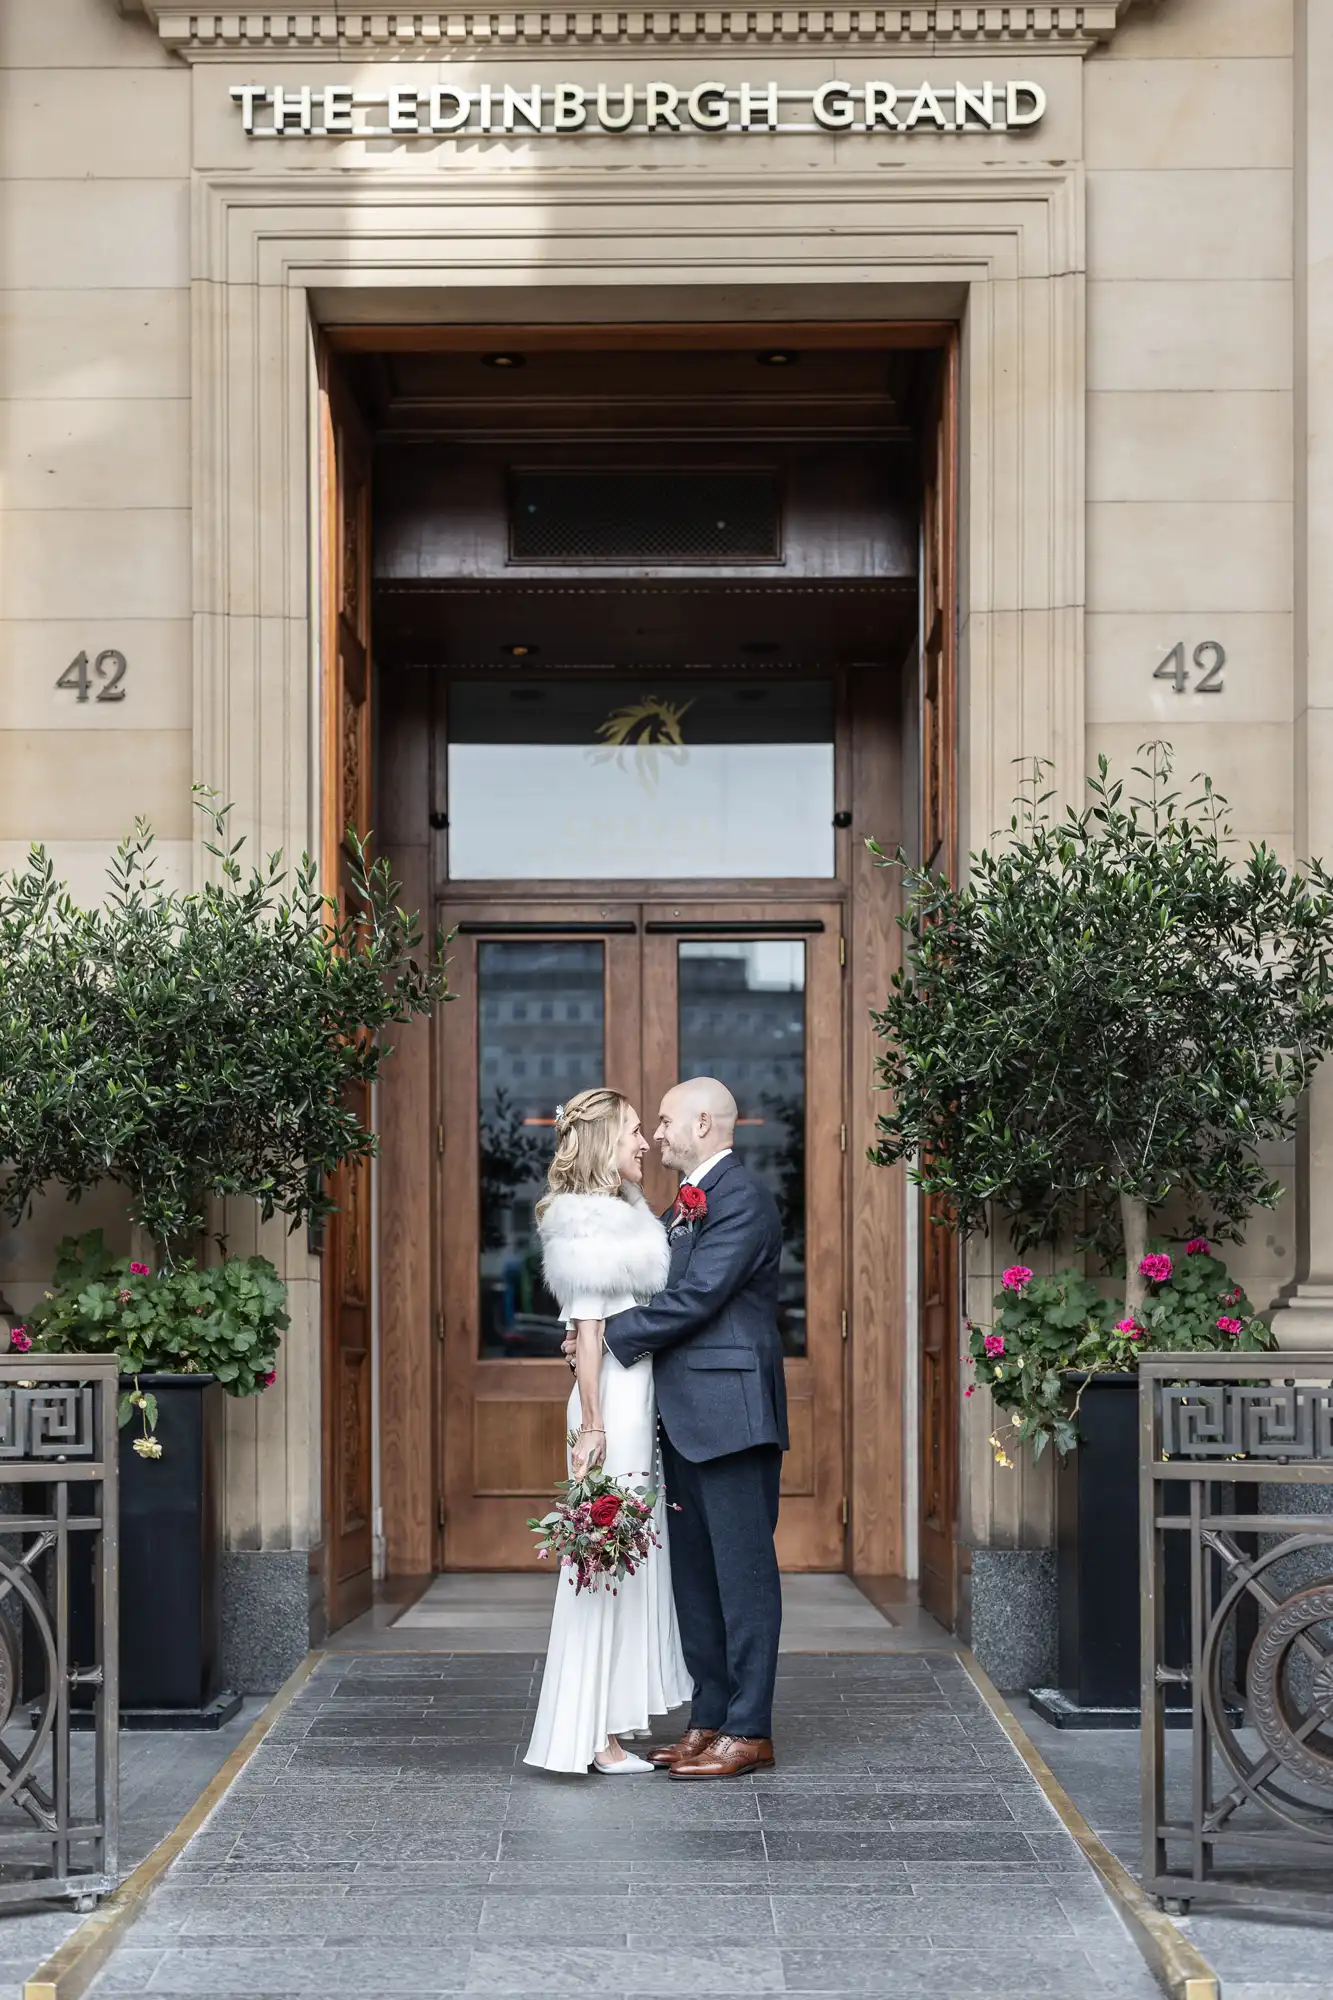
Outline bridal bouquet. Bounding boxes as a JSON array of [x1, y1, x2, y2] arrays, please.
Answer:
[[527, 1464, 662, 1595]]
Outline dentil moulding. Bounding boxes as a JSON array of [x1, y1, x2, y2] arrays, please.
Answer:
[[124, 3, 1137, 57]]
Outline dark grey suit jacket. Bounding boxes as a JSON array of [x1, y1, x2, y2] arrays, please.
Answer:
[[602, 1152, 789, 1464]]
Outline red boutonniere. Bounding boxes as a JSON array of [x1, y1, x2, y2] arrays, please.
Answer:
[[671, 1184, 708, 1230]]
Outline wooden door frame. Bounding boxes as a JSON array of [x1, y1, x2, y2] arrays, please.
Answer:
[[916, 330, 962, 1629], [359, 317, 958, 1603], [317, 343, 377, 1632]]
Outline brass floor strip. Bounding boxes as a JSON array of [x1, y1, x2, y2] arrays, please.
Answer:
[[959, 1650, 1222, 2000], [24, 1650, 324, 2000]]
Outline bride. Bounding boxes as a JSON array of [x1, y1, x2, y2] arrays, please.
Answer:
[[523, 1087, 691, 1775]]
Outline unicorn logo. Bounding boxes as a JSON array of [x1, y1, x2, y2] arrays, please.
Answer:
[[590, 696, 693, 792]]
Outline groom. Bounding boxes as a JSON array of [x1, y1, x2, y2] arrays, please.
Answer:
[[596, 1075, 787, 1778]]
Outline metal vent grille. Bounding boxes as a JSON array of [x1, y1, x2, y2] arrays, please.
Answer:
[[509, 470, 781, 564]]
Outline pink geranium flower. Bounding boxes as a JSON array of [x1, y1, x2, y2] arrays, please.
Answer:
[[129, 1262, 150, 1278], [1184, 1238, 1210, 1256], [1001, 1266, 1033, 1291], [263, 1369, 277, 1388], [1116, 1318, 1144, 1342], [983, 1333, 1005, 1359], [1216, 1316, 1243, 1337], [1139, 1253, 1173, 1284], [9, 1327, 31, 1353], [964, 1385, 975, 1398]]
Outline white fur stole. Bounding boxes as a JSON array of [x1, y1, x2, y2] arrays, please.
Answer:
[[538, 1186, 670, 1310]]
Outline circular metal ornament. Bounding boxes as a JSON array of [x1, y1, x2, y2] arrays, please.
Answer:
[[1203, 1535, 1333, 1842], [0, 1622, 15, 1732], [1247, 1583, 1333, 1794]]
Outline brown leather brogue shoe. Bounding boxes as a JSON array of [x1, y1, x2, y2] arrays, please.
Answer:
[[667, 1733, 776, 1780], [648, 1727, 718, 1770]]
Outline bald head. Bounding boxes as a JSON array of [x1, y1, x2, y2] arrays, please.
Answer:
[[655, 1076, 738, 1176]]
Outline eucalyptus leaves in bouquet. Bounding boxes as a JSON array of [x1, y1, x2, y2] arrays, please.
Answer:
[[0, 792, 451, 1256], [871, 747, 1333, 1320]]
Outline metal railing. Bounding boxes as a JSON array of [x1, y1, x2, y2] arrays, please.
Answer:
[[1140, 1352, 1333, 1912], [0, 1356, 118, 1910]]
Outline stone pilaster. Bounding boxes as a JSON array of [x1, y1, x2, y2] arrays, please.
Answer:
[[1271, 2, 1333, 1352]]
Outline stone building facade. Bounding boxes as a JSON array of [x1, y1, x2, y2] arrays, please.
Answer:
[[0, 0, 1325, 1689]]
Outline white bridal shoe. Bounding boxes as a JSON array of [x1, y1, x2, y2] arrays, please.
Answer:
[[592, 1743, 654, 1774]]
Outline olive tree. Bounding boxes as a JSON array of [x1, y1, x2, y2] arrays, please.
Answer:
[[0, 795, 450, 1260], [871, 747, 1333, 1317]]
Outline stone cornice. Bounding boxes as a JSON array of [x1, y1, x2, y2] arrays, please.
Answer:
[[130, 4, 1135, 58]]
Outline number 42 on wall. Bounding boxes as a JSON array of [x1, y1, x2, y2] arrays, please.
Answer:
[[56, 650, 128, 703], [1154, 641, 1225, 695]]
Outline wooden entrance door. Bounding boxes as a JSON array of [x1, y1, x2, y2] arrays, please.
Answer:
[[438, 901, 845, 1570]]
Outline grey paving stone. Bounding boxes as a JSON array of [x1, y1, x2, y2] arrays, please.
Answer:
[[504, 1787, 761, 1820], [500, 1828, 767, 1862], [770, 1892, 1077, 1939], [97, 1944, 475, 1992], [170, 1893, 488, 1941], [777, 1948, 1155, 1995], [476, 1894, 638, 1933], [227, 1830, 504, 1865], [463, 1944, 785, 1992], [615, 1891, 778, 1936], [758, 1791, 1014, 1825], [763, 1827, 1039, 1863]]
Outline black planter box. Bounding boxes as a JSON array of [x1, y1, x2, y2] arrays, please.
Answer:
[[1030, 1372, 1191, 1727], [69, 1375, 239, 1727]]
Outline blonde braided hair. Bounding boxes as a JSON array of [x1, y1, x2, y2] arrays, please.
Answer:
[[535, 1086, 629, 1218]]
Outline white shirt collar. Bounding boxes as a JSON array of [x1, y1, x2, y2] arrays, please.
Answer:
[[684, 1147, 732, 1188]]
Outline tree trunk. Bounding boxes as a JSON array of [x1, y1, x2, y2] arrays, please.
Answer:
[[128, 1222, 156, 1271], [1120, 1191, 1148, 1322]]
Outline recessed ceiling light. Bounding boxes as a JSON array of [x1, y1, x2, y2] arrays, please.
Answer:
[[501, 642, 539, 657], [756, 350, 798, 366], [483, 352, 526, 369]]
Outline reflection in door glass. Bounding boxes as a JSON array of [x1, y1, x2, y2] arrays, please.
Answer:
[[477, 941, 604, 1358], [677, 941, 806, 1356]]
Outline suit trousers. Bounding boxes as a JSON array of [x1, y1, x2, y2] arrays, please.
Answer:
[[659, 1430, 783, 1739]]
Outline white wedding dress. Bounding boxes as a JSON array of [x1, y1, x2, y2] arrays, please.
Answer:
[[524, 1189, 691, 1774]]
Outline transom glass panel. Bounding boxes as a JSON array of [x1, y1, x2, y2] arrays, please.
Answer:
[[448, 678, 834, 880]]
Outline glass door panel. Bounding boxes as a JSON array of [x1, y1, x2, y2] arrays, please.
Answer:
[[477, 938, 606, 1358], [677, 940, 807, 1357], [643, 906, 845, 1570], [439, 908, 641, 1569]]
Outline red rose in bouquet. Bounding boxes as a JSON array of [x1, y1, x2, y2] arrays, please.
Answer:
[[528, 1465, 663, 1594]]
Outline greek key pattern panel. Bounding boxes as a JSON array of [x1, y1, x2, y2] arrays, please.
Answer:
[[149, 4, 1124, 54], [0, 1387, 96, 1461], [1162, 1384, 1333, 1462]]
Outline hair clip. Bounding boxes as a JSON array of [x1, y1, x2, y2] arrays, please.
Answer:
[[554, 1103, 565, 1122]]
